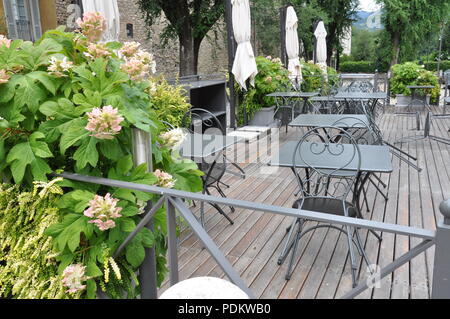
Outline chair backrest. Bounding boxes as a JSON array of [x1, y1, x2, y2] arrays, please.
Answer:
[[181, 108, 225, 135], [293, 126, 361, 201], [181, 108, 227, 187], [331, 116, 383, 145]]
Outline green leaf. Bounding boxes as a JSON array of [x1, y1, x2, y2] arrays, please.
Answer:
[[30, 157, 52, 181], [58, 190, 94, 212], [0, 79, 15, 103], [73, 137, 98, 170], [6, 142, 35, 183], [121, 218, 136, 232], [140, 228, 155, 247], [125, 239, 145, 268], [29, 132, 53, 158], [86, 279, 97, 299], [14, 75, 48, 113], [98, 138, 124, 160], [27, 71, 59, 95], [113, 188, 135, 202], [116, 155, 133, 175], [60, 118, 89, 154]]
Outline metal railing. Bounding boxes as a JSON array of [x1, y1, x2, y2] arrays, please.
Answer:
[[54, 170, 450, 299]]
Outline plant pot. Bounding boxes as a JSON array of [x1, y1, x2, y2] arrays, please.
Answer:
[[249, 106, 276, 126], [395, 94, 430, 107]]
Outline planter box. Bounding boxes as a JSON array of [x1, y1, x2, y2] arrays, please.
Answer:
[[395, 94, 430, 107], [249, 106, 276, 126]]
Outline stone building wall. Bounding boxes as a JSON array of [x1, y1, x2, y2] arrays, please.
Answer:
[[53, 0, 228, 78]]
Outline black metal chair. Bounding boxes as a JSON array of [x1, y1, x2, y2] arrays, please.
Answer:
[[278, 126, 376, 287], [181, 108, 236, 228]]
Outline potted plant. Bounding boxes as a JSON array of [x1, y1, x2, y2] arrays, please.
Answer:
[[390, 62, 440, 106], [236, 56, 291, 126]]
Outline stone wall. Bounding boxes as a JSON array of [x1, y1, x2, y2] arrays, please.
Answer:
[[53, 0, 228, 78], [116, 0, 228, 78]]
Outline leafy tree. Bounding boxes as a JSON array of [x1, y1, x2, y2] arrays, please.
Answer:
[[376, 0, 449, 67], [351, 27, 382, 62], [136, 0, 225, 76]]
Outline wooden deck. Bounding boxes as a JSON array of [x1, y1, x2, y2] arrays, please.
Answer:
[[159, 105, 450, 299]]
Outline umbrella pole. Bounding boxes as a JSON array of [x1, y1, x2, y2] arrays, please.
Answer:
[[225, 0, 237, 129]]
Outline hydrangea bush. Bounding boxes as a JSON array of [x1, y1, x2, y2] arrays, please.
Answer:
[[0, 12, 203, 298]]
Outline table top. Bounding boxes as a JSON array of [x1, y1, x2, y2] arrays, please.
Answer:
[[289, 114, 370, 128], [334, 92, 387, 100], [269, 141, 393, 173], [310, 96, 345, 101], [406, 85, 435, 89], [179, 134, 242, 158], [266, 92, 319, 98]]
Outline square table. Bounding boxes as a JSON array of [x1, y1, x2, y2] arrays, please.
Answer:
[[266, 91, 320, 131], [289, 114, 370, 129], [333, 92, 387, 118], [269, 141, 393, 173]]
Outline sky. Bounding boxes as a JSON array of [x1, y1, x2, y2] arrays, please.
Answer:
[[358, 0, 382, 12]]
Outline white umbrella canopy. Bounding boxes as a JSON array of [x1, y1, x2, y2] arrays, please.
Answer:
[[231, 0, 258, 90], [82, 0, 120, 42], [314, 20, 328, 80], [285, 6, 302, 87]]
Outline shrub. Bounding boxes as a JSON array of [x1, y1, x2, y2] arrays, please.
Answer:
[[0, 180, 67, 298], [339, 61, 377, 73], [300, 61, 323, 93], [0, 14, 203, 299], [148, 76, 191, 127], [423, 61, 450, 72], [236, 56, 291, 125], [390, 62, 440, 103]]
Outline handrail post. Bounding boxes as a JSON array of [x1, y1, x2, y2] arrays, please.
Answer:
[[166, 197, 179, 285], [132, 127, 158, 299], [432, 199, 450, 298]]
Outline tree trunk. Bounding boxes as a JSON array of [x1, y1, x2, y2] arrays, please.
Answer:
[[193, 37, 203, 76], [390, 30, 401, 67], [179, 26, 196, 76]]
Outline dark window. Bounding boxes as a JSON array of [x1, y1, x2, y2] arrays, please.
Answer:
[[126, 23, 133, 38]]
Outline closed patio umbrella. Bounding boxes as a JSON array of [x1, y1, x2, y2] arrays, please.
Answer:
[[82, 0, 120, 42], [285, 6, 302, 88], [231, 0, 258, 90], [314, 20, 328, 81]]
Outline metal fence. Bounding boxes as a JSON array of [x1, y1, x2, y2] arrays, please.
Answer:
[[54, 170, 450, 299]]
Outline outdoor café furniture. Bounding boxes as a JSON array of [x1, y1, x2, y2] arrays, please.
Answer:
[[269, 127, 392, 287], [289, 113, 370, 129], [333, 91, 387, 118], [179, 133, 243, 227], [338, 73, 375, 93], [309, 96, 346, 114], [181, 108, 246, 179], [266, 91, 320, 131]]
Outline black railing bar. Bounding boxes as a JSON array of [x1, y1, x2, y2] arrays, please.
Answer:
[[169, 197, 255, 299], [113, 196, 166, 258], [341, 239, 435, 299], [54, 172, 436, 240]]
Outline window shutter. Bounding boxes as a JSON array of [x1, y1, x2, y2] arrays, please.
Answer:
[[2, 0, 18, 39], [28, 0, 41, 40]]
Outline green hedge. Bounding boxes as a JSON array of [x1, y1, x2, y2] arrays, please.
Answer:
[[339, 61, 389, 73], [423, 61, 450, 72]]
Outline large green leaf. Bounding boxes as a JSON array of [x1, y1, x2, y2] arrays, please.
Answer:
[[27, 71, 59, 95], [73, 137, 99, 170], [13, 75, 48, 113], [59, 118, 89, 154]]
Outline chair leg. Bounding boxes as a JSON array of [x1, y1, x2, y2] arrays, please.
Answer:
[[205, 188, 234, 225], [345, 225, 358, 288], [278, 218, 299, 265], [216, 184, 235, 213], [285, 220, 303, 280]]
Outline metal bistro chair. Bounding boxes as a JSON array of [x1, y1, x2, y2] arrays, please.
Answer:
[[181, 108, 236, 228], [277, 126, 377, 287], [331, 117, 389, 211]]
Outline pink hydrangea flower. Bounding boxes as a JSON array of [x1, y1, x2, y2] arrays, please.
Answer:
[[83, 193, 122, 231], [85, 105, 124, 140], [0, 35, 11, 48], [0, 69, 10, 84], [154, 169, 176, 188], [76, 11, 107, 42], [119, 41, 141, 58], [62, 264, 88, 293], [84, 43, 111, 60], [47, 56, 74, 77], [120, 57, 150, 82]]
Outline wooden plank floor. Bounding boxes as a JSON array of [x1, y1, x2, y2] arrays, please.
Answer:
[[158, 104, 450, 299]]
